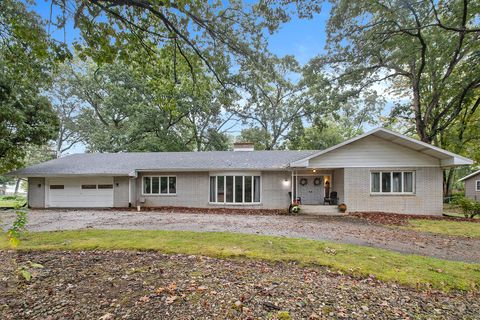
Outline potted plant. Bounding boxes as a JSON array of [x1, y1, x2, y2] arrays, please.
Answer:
[[289, 198, 301, 214], [338, 203, 347, 213], [291, 204, 301, 214]]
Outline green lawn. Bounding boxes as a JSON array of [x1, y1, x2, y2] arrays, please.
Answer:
[[2, 229, 479, 291], [405, 219, 480, 238], [0, 195, 26, 208]]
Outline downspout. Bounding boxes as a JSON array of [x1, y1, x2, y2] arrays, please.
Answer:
[[128, 170, 138, 208], [128, 178, 131, 207]]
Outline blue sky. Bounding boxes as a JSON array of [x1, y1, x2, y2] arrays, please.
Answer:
[[268, 7, 330, 64]]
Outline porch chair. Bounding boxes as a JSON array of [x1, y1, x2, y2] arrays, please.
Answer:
[[324, 191, 338, 205]]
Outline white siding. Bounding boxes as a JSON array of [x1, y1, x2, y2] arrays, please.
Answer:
[[308, 135, 440, 168], [114, 176, 129, 207], [28, 177, 45, 208]]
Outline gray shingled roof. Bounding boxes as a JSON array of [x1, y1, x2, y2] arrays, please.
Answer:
[[9, 151, 317, 177]]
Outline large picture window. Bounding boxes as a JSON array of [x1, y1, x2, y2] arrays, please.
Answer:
[[143, 176, 176, 195], [209, 175, 261, 204], [371, 171, 415, 194]]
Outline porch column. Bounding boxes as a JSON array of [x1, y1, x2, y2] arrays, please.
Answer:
[[291, 170, 294, 204]]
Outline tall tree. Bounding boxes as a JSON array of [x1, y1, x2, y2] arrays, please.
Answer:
[[0, 0, 65, 172], [233, 55, 315, 150], [286, 119, 364, 151], [65, 47, 235, 152], [50, 64, 84, 157], [313, 0, 480, 144]]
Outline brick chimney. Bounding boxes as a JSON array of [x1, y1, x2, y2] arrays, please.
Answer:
[[233, 142, 254, 151]]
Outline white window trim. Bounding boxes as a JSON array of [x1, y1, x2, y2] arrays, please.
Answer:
[[209, 174, 262, 205], [476, 180, 480, 192], [142, 175, 177, 196], [370, 171, 416, 195]]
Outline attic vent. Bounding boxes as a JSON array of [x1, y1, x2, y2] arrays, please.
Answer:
[[233, 142, 254, 152]]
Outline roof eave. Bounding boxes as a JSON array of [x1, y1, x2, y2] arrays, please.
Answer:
[[458, 169, 480, 182]]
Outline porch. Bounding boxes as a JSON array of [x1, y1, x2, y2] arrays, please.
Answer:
[[289, 168, 344, 206]]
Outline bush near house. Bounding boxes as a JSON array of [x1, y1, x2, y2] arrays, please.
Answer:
[[457, 198, 480, 219]]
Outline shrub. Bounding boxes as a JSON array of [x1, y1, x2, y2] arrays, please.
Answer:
[[448, 193, 465, 205], [457, 197, 480, 218]]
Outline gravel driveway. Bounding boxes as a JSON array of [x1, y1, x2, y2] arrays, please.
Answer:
[[2, 209, 480, 263]]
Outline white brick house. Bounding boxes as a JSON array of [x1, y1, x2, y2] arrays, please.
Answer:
[[10, 128, 472, 215]]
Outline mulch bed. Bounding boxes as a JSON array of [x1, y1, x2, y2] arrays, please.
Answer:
[[31, 206, 289, 216], [349, 211, 480, 226], [1, 250, 478, 320], [111, 206, 288, 216]]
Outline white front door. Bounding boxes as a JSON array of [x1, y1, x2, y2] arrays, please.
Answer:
[[46, 177, 114, 208], [297, 176, 324, 205]]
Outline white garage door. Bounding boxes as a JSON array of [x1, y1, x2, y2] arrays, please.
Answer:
[[46, 177, 114, 208]]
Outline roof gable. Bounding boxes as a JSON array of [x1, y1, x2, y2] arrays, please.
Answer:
[[290, 127, 473, 168]]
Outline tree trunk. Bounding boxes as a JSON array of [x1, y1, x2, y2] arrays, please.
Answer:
[[443, 168, 455, 198], [14, 178, 21, 196]]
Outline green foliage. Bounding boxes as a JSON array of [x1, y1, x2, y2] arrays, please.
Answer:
[[458, 198, 480, 219], [3, 229, 479, 291], [7, 207, 28, 247], [64, 0, 322, 86], [286, 120, 363, 150], [233, 55, 313, 150], [16, 261, 44, 282], [314, 0, 480, 144], [237, 128, 272, 151], [291, 205, 301, 214], [0, 0, 65, 173], [61, 52, 233, 152], [0, 77, 59, 173]]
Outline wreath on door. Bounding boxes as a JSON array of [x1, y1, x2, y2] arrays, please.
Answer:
[[299, 178, 308, 186], [313, 177, 322, 186]]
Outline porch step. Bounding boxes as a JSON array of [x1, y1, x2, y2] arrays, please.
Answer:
[[300, 205, 346, 216]]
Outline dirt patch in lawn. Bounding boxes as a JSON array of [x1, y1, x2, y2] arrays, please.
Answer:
[[1, 250, 479, 320], [349, 211, 480, 226]]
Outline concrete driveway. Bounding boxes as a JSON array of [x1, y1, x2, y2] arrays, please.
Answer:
[[1, 209, 479, 262]]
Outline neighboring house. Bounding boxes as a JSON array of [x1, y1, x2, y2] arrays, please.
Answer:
[[458, 170, 480, 201], [8, 128, 472, 215]]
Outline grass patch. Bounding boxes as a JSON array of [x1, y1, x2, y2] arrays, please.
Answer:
[[1, 229, 479, 291], [405, 219, 480, 238], [0, 195, 26, 208]]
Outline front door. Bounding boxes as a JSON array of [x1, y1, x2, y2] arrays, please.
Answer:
[[297, 176, 324, 205]]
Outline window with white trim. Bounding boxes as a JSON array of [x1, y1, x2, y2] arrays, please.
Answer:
[[371, 171, 415, 194], [209, 175, 261, 204], [476, 180, 480, 192], [143, 176, 176, 195]]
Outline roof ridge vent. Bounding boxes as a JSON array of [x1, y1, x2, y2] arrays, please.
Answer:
[[233, 142, 254, 152]]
